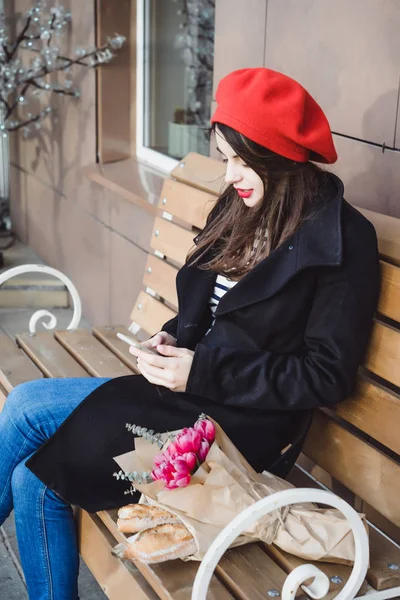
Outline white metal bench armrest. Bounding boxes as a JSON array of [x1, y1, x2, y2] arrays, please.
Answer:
[[192, 488, 371, 600], [0, 264, 82, 333]]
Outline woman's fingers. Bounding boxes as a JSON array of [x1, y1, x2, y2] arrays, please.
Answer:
[[137, 347, 193, 392], [134, 345, 194, 391], [137, 359, 174, 387], [129, 347, 171, 367], [141, 331, 177, 350]]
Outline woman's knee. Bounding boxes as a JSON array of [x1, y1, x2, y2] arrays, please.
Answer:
[[4, 380, 45, 422], [11, 459, 67, 513], [11, 458, 42, 499]]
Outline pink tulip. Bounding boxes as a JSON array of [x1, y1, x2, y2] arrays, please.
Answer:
[[151, 452, 197, 489], [151, 467, 164, 481], [174, 428, 201, 454], [153, 453, 166, 467], [171, 456, 191, 473], [151, 460, 173, 481], [165, 474, 191, 489], [164, 456, 192, 489], [181, 451, 197, 472], [194, 419, 216, 443], [198, 439, 210, 462], [164, 442, 178, 458]]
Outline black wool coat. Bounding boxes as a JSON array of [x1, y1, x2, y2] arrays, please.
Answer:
[[26, 173, 380, 513]]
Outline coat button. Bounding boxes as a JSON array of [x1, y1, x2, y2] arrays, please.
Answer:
[[288, 245, 294, 251]]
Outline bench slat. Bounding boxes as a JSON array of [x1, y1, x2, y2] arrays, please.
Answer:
[[54, 329, 133, 377], [365, 321, 400, 388], [0, 382, 7, 411], [217, 543, 307, 600], [77, 510, 158, 600], [378, 261, 400, 323], [0, 333, 43, 392], [130, 292, 176, 336], [151, 217, 194, 266], [334, 377, 400, 454], [143, 255, 178, 309], [368, 527, 400, 591], [92, 325, 140, 373], [171, 152, 224, 196], [98, 510, 234, 600], [16, 332, 89, 378], [303, 411, 400, 528], [159, 179, 216, 229]]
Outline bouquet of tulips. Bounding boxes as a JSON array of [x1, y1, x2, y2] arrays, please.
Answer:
[[112, 415, 367, 564], [151, 418, 216, 489]]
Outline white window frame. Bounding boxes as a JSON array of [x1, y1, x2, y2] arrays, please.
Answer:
[[136, 0, 180, 173]]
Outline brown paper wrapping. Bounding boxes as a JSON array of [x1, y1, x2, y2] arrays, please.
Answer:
[[114, 419, 367, 563]]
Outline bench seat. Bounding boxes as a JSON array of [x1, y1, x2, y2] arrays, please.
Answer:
[[1, 325, 400, 599]]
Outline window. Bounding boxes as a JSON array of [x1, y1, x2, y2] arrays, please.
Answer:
[[137, 0, 215, 171]]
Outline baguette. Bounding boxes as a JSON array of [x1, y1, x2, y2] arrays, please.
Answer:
[[117, 503, 180, 533], [113, 523, 196, 563]]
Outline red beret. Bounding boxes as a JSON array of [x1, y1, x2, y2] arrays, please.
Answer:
[[211, 68, 337, 164]]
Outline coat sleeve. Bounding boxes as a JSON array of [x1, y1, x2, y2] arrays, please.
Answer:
[[185, 228, 381, 411], [155, 315, 178, 339]]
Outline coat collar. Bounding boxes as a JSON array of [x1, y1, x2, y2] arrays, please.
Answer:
[[184, 173, 344, 316]]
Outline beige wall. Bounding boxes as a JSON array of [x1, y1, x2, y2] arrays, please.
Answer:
[[10, 0, 400, 328], [213, 0, 400, 217]]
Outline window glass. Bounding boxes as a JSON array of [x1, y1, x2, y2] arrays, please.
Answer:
[[143, 0, 215, 160]]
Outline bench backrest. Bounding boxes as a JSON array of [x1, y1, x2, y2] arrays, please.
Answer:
[[129, 152, 400, 541]]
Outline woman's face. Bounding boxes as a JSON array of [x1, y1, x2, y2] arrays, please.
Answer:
[[215, 126, 264, 207]]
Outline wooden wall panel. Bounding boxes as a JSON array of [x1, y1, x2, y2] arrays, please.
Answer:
[[212, 0, 268, 98], [264, 0, 400, 146], [331, 135, 400, 218], [96, 0, 135, 162]]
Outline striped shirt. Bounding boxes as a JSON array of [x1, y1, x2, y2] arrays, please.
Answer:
[[205, 274, 238, 335], [204, 230, 268, 336]]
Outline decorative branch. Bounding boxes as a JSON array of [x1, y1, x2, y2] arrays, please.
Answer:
[[113, 469, 153, 485], [0, 1, 125, 137], [8, 15, 32, 61], [125, 422, 165, 449]]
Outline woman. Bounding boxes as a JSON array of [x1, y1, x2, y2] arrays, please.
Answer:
[[0, 68, 380, 598]]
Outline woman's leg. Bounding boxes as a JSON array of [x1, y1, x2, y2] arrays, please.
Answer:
[[11, 453, 80, 600], [0, 377, 111, 524], [0, 377, 110, 599]]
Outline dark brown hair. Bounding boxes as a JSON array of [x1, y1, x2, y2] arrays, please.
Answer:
[[187, 123, 329, 279]]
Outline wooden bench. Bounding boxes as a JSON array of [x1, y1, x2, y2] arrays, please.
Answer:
[[1, 152, 400, 599]]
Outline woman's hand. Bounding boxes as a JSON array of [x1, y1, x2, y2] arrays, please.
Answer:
[[140, 331, 177, 352], [129, 343, 194, 392]]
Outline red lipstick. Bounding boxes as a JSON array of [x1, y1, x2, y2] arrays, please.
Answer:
[[236, 188, 253, 199]]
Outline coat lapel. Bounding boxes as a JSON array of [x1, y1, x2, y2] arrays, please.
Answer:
[[215, 175, 344, 315]]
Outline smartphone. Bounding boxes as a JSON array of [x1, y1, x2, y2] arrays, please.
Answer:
[[116, 332, 161, 355]]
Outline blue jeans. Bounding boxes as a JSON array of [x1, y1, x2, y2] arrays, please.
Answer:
[[0, 377, 111, 600]]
